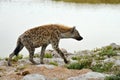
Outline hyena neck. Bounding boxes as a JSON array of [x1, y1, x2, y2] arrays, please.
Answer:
[[58, 27, 72, 39], [60, 33, 67, 38]]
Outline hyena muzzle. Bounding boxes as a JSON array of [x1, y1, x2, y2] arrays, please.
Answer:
[[8, 24, 83, 66]]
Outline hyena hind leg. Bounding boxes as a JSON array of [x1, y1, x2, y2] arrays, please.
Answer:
[[40, 45, 48, 64], [27, 47, 38, 65]]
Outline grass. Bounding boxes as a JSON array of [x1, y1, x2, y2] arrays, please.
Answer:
[[34, 53, 40, 58], [49, 61, 58, 66], [53, 0, 120, 4], [67, 58, 92, 69], [98, 46, 117, 57], [105, 75, 120, 80], [105, 72, 120, 80], [44, 53, 53, 58], [91, 62, 114, 73], [5, 54, 23, 62], [12, 54, 23, 62]]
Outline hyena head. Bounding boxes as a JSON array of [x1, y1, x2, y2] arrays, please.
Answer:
[[61, 26, 83, 41], [70, 27, 83, 41]]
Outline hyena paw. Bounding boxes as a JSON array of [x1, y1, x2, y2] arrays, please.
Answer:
[[64, 59, 70, 64], [8, 62, 12, 66], [40, 61, 44, 64]]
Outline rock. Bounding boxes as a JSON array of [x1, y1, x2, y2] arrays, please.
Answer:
[[36, 64, 55, 69], [0, 59, 7, 66], [21, 74, 46, 80], [18, 59, 31, 65], [76, 50, 94, 56], [115, 60, 120, 66], [67, 72, 108, 80], [103, 58, 115, 63], [45, 48, 71, 58], [44, 58, 65, 66], [69, 59, 78, 63], [117, 53, 120, 56], [110, 43, 120, 50]]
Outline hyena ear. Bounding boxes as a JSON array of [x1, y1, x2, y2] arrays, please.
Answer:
[[71, 26, 76, 33]]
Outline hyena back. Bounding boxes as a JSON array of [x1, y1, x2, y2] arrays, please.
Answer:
[[8, 24, 83, 66]]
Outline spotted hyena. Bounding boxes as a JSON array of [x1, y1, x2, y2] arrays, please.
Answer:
[[8, 24, 83, 66]]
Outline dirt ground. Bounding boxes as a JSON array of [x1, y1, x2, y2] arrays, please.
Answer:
[[0, 64, 91, 80]]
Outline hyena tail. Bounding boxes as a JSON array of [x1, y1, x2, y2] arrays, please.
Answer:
[[13, 38, 24, 56], [8, 38, 24, 66]]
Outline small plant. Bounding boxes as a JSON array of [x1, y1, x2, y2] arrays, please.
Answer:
[[94, 56, 105, 60], [34, 54, 40, 58], [0, 57, 2, 60], [71, 56, 81, 60], [91, 62, 114, 73], [44, 53, 53, 58], [92, 47, 101, 52], [99, 46, 117, 57], [67, 58, 92, 70], [105, 75, 120, 80], [49, 61, 58, 66], [67, 62, 84, 69], [12, 54, 23, 62]]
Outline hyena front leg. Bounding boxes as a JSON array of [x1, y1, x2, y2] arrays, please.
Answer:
[[52, 42, 69, 64], [40, 44, 48, 64]]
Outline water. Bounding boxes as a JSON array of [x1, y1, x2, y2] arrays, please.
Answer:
[[0, 0, 120, 58]]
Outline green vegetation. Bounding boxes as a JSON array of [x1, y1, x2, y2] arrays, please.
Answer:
[[5, 54, 23, 62], [34, 53, 53, 58], [49, 61, 58, 66], [12, 54, 23, 62], [71, 56, 81, 60], [67, 57, 92, 69], [98, 46, 117, 57], [0, 57, 2, 60], [34, 53, 40, 58], [53, 0, 120, 4], [69, 45, 120, 74], [105, 72, 120, 80], [105, 76, 120, 80], [44, 53, 53, 58], [91, 62, 114, 73]]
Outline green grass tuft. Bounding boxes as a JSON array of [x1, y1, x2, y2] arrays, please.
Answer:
[[98, 46, 117, 57], [105, 75, 120, 80], [44, 53, 53, 58], [67, 58, 92, 69], [91, 62, 114, 73], [12, 54, 23, 62], [49, 61, 58, 66]]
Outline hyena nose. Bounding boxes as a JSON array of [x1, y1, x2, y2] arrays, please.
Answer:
[[77, 36, 83, 41]]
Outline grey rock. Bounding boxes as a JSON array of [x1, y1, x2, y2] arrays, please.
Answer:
[[115, 60, 120, 66], [117, 53, 120, 56], [21, 74, 46, 80], [0, 59, 7, 66], [76, 50, 94, 56], [67, 72, 108, 80], [110, 43, 120, 50], [103, 58, 115, 63], [36, 64, 55, 69]]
